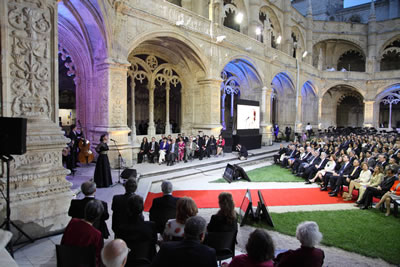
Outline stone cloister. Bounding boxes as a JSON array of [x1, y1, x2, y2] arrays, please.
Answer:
[[1, 0, 400, 239]]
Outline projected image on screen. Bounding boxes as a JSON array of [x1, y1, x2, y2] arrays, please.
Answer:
[[237, 105, 260, 130]]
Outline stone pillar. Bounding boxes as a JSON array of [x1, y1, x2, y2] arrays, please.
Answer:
[[181, 0, 192, 10], [195, 78, 222, 134], [129, 78, 137, 144], [221, 92, 226, 129], [282, 0, 292, 55], [248, 0, 260, 39], [317, 97, 323, 128], [363, 100, 375, 127], [165, 84, 171, 135], [210, 0, 223, 25], [0, 0, 73, 240], [93, 59, 133, 168], [260, 87, 273, 145], [148, 85, 156, 136]]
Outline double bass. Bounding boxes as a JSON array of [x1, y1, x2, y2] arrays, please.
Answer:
[[77, 120, 94, 164]]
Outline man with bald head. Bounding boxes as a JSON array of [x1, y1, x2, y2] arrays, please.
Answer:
[[101, 239, 129, 267]]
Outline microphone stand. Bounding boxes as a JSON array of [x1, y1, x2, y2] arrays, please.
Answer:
[[0, 155, 34, 257], [111, 139, 124, 185]]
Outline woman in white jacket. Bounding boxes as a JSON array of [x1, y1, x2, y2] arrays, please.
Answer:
[[343, 162, 372, 201], [308, 154, 336, 184]]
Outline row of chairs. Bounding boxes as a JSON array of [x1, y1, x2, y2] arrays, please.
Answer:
[[55, 230, 238, 267]]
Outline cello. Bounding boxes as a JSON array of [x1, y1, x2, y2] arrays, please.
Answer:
[[77, 120, 95, 164]]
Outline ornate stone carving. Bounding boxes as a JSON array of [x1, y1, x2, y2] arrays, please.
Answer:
[[8, 0, 52, 119]]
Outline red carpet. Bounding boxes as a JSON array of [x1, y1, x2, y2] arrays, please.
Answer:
[[144, 188, 349, 211]]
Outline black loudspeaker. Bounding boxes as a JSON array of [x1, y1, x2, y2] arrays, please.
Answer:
[[120, 168, 137, 179], [233, 164, 251, 182], [0, 117, 27, 155], [223, 164, 235, 183]]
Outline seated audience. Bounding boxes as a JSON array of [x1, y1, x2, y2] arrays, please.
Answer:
[[112, 178, 137, 238], [216, 135, 225, 157], [158, 137, 169, 164], [149, 180, 180, 233], [357, 167, 397, 209], [163, 197, 198, 241], [343, 162, 371, 201], [308, 155, 336, 184], [61, 199, 104, 267], [273, 144, 287, 164], [207, 192, 237, 232], [375, 178, 400, 216], [321, 155, 352, 192], [148, 137, 159, 163], [178, 137, 186, 161], [166, 138, 178, 166], [185, 136, 197, 162], [118, 195, 157, 264], [329, 159, 361, 197], [151, 216, 217, 267], [223, 229, 275, 267], [68, 181, 110, 239], [274, 221, 324, 267], [137, 137, 149, 163], [209, 135, 217, 155], [101, 239, 129, 267]]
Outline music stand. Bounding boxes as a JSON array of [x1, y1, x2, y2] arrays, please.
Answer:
[[111, 139, 124, 186], [0, 155, 34, 256]]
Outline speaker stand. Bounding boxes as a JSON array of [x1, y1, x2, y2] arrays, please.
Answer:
[[0, 155, 34, 257], [111, 140, 124, 187]]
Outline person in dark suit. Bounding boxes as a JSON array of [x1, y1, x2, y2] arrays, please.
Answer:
[[304, 152, 329, 182], [68, 181, 110, 239], [273, 144, 287, 164], [148, 137, 159, 163], [236, 144, 248, 160], [285, 127, 292, 142], [166, 138, 179, 166], [118, 195, 157, 265], [67, 124, 81, 169], [329, 159, 362, 197], [111, 178, 137, 238], [296, 151, 321, 177], [151, 216, 218, 267], [201, 135, 211, 159], [149, 180, 180, 234], [207, 192, 237, 233], [137, 137, 149, 163], [274, 221, 324, 267], [321, 155, 352, 192], [62, 199, 104, 267]]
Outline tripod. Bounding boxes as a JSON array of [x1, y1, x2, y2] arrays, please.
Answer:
[[111, 139, 124, 185], [0, 155, 34, 257]]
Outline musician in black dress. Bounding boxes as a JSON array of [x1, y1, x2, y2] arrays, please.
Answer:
[[94, 134, 113, 188]]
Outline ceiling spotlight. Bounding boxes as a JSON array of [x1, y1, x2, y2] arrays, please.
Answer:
[[276, 35, 282, 44], [216, 35, 226, 43], [176, 20, 184, 26], [302, 51, 308, 58], [245, 47, 252, 51], [255, 27, 262, 35], [235, 12, 244, 24]]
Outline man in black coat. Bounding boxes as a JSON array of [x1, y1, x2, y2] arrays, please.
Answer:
[[68, 181, 110, 239], [111, 178, 137, 238], [237, 144, 248, 160], [304, 152, 329, 181], [321, 155, 353, 192], [149, 180, 179, 234], [150, 216, 217, 267], [147, 137, 160, 163], [329, 159, 362, 197]]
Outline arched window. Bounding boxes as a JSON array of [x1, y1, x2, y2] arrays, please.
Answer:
[[380, 39, 400, 71], [337, 50, 365, 72], [223, 1, 240, 32]]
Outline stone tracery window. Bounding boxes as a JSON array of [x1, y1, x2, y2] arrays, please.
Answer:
[[380, 39, 400, 71], [220, 70, 241, 130], [337, 50, 365, 72], [223, 1, 240, 32]]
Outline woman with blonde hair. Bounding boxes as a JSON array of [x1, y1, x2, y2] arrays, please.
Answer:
[[355, 165, 384, 203], [343, 162, 371, 201], [207, 192, 237, 232], [163, 197, 198, 240]]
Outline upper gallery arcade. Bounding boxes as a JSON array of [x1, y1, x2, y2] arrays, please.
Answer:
[[1, 0, 400, 239]]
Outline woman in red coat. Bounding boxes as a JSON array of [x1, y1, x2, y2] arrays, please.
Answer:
[[216, 135, 225, 157]]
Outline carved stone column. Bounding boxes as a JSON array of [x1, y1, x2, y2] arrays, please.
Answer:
[[148, 85, 156, 136], [165, 84, 171, 135], [363, 100, 375, 127], [129, 79, 137, 144], [92, 59, 133, 168], [195, 78, 222, 135], [0, 0, 73, 239], [317, 97, 323, 128], [260, 87, 273, 145]]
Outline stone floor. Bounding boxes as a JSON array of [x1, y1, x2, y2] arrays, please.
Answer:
[[12, 144, 397, 267]]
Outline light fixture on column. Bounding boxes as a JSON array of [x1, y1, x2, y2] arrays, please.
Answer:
[[235, 12, 244, 24], [276, 35, 282, 44], [302, 51, 308, 58], [216, 35, 226, 43], [176, 20, 184, 26], [255, 27, 262, 35]]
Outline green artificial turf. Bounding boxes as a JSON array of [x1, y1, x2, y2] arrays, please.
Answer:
[[210, 164, 304, 183], [253, 209, 400, 265]]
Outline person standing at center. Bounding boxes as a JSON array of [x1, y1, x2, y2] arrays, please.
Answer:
[[94, 134, 112, 188]]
